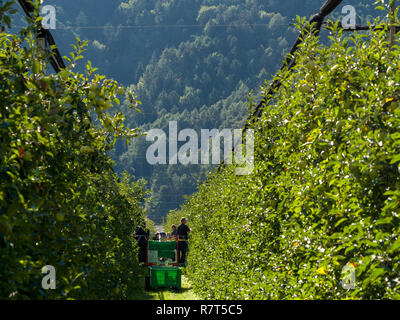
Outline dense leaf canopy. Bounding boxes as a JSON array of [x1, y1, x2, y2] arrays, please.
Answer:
[[179, 19, 400, 299], [0, 3, 148, 299]]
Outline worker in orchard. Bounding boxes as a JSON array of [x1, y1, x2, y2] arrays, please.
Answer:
[[134, 226, 148, 263], [170, 224, 178, 239], [177, 217, 190, 265]]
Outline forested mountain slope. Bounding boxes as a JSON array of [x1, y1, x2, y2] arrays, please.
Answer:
[[38, 0, 379, 222]]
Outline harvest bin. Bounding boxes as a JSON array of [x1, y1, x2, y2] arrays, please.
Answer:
[[146, 240, 179, 265], [149, 266, 182, 289]]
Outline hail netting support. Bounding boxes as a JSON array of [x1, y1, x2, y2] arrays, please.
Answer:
[[17, 0, 65, 73], [248, 0, 345, 122], [217, 0, 345, 171]]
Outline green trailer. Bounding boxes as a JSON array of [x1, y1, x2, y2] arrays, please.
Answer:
[[145, 240, 181, 289]]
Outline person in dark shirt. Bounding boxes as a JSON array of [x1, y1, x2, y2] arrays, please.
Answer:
[[170, 225, 178, 239], [177, 217, 190, 265], [134, 226, 148, 263]]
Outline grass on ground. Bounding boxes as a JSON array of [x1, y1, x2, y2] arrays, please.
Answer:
[[129, 274, 198, 300]]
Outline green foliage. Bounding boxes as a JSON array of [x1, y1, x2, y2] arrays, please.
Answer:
[[179, 19, 400, 299], [145, 216, 157, 234], [0, 4, 147, 299]]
